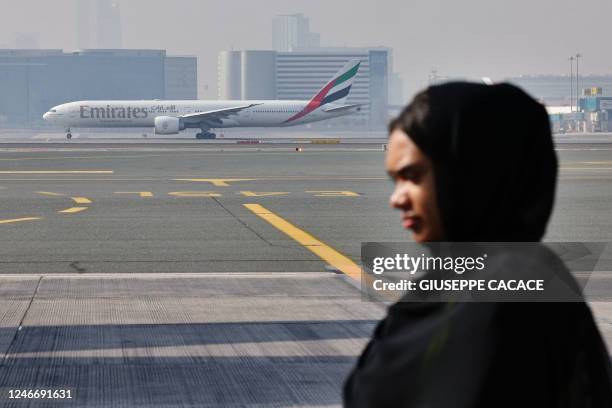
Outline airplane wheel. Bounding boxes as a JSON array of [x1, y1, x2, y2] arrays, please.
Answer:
[[66, 133, 72, 139]]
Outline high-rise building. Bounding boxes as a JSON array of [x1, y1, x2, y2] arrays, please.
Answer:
[[218, 51, 276, 100], [272, 13, 320, 52], [218, 51, 242, 99], [77, 0, 122, 49], [241, 51, 276, 100]]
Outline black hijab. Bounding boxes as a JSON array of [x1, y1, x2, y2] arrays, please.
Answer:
[[390, 82, 557, 241], [344, 83, 612, 408]]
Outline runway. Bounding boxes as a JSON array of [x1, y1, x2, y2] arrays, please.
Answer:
[[0, 144, 397, 274], [0, 139, 611, 406]]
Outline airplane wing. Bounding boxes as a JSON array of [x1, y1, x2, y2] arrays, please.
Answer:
[[180, 103, 261, 127]]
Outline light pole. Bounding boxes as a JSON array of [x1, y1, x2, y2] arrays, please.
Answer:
[[569, 56, 575, 112], [575, 53, 582, 110]]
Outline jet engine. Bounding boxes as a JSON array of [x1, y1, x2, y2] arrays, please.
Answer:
[[154, 116, 182, 134]]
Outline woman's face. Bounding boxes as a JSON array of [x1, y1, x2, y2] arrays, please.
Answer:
[[386, 128, 444, 242]]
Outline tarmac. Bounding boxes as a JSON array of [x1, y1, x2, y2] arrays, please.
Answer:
[[0, 133, 611, 406]]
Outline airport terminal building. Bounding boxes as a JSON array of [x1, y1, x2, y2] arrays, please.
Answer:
[[505, 75, 612, 132], [507, 75, 612, 106], [0, 49, 197, 128], [218, 48, 390, 128]]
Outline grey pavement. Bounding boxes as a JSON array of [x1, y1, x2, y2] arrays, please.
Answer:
[[0, 273, 383, 407], [2, 129, 612, 144]]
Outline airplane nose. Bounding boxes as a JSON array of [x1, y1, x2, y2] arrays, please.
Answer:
[[43, 112, 49, 120]]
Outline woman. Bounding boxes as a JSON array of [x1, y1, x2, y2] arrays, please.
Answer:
[[344, 83, 612, 407]]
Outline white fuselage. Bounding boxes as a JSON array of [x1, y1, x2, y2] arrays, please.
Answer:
[[43, 100, 358, 130]]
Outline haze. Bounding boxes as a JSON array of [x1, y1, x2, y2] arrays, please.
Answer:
[[1, 0, 610, 99]]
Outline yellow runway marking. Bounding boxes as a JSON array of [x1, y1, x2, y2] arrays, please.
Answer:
[[244, 204, 361, 281], [240, 191, 290, 197], [36, 193, 92, 213], [115, 192, 153, 197], [0, 171, 113, 174], [174, 178, 256, 186], [0, 217, 41, 224], [71, 197, 92, 204], [58, 196, 92, 213], [37, 191, 64, 196], [58, 207, 88, 214]]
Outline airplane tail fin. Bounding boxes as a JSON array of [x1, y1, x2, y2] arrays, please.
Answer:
[[283, 59, 360, 124], [312, 59, 361, 107]]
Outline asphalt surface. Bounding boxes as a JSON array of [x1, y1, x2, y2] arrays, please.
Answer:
[[0, 137, 611, 406], [0, 144, 398, 274]]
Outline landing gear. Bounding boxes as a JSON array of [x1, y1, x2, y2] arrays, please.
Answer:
[[195, 132, 216, 140], [66, 128, 72, 140]]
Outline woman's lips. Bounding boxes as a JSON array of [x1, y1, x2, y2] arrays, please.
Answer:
[[402, 216, 419, 230]]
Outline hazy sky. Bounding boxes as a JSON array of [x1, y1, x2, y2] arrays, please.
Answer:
[[1, 0, 611, 100]]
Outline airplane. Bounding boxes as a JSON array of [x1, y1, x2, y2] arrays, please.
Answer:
[[43, 59, 362, 139]]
